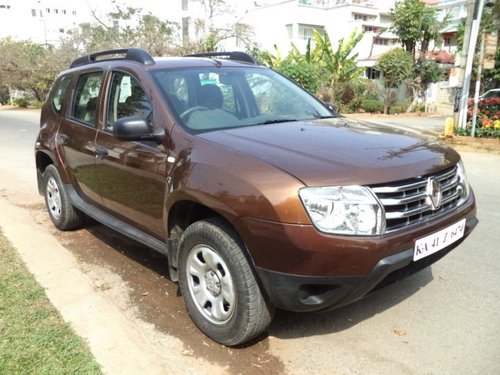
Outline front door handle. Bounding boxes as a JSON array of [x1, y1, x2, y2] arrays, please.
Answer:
[[58, 134, 70, 144], [95, 146, 109, 160]]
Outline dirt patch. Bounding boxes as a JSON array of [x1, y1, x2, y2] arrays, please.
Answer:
[[442, 135, 500, 154], [30, 206, 286, 374]]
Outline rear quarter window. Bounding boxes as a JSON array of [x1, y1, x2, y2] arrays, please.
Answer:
[[51, 75, 70, 113]]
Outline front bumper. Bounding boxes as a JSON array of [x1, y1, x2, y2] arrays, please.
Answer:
[[255, 216, 478, 312], [234, 193, 477, 312]]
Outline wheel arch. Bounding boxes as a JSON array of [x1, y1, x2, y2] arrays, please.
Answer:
[[35, 151, 56, 194], [166, 199, 255, 282]]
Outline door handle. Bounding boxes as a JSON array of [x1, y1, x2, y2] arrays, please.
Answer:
[[58, 134, 69, 144], [95, 146, 109, 159]]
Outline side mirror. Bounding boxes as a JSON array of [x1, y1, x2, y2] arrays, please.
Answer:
[[113, 117, 165, 143]]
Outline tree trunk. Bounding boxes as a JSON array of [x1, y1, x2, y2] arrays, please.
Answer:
[[31, 88, 43, 102]]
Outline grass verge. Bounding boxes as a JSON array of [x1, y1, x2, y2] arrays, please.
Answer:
[[0, 230, 102, 375]]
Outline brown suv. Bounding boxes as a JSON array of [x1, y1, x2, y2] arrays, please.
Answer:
[[35, 48, 477, 346]]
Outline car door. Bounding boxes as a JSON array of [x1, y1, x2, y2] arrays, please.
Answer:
[[58, 70, 104, 205], [94, 70, 168, 239]]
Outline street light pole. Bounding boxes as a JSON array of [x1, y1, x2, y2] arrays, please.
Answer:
[[457, 0, 486, 130]]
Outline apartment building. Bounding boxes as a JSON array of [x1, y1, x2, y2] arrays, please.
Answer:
[[0, 0, 187, 47], [423, 0, 468, 54], [0, 0, 92, 45], [241, 0, 399, 76]]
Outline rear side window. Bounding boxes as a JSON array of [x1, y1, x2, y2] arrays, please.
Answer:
[[72, 72, 103, 126], [51, 75, 70, 113]]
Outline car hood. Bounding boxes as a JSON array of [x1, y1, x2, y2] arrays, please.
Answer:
[[198, 118, 459, 187]]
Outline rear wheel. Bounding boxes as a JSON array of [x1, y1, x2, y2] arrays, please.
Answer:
[[43, 165, 84, 230], [178, 218, 274, 346]]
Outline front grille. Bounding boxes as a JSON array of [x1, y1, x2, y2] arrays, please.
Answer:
[[371, 166, 463, 233]]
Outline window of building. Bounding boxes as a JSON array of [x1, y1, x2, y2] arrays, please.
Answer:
[[365, 67, 380, 80], [353, 13, 374, 21], [31, 9, 36, 16], [182, 0, 188, 11], [54, 9, 58, 14], [298, 24, 324, 40], [286, 24, 293, 39], [46, 8, 50, 13], [363, 26, 378, 32], [72, 10, 76, 16], [182, 17, 190, 46], [374, 37, 389, 45], [444, 37, 451, 46]]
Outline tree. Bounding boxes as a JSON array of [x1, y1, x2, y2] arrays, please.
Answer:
[[409, 58, 444, 105], [77, 6, 177, 55], [391, 0, 425, 59], [391, 0, 444, 59], [188, 0, 254, 52], [277, 60, 319, 94], [310, 29, 365, 106], [0, 38, 57, 102], [376, 48, 414, 113], [312, 29, 365, 87]]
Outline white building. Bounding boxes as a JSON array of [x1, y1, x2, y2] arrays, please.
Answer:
[[423, 0, 468, 54], [0, 0, 93, 45], [0, 0, 255, 50], [241, 0, 400, 77]]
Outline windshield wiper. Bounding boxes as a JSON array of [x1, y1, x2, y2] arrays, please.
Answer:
[[256, 119, 299, 125]]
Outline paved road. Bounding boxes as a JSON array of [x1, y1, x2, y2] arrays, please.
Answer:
[[345, 113, 447, 136], [1, 109, 499, 374]]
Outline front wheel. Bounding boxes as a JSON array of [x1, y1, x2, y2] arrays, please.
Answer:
[[178, 219, 274, 346]]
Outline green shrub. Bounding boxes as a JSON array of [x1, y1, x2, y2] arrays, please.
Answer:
[[0, 85, 9, 104], [13, 97, 29, 108], [389, 104, 407, 114], [361, 99, 383, 113], [412, 103, 425, 112], [277, 60, 319, 94]]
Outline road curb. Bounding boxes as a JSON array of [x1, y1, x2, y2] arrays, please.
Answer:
[[0, 199, 223, 375]]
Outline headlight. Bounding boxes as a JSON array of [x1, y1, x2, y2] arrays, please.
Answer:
[[456, 160, 470, 200], [299, 186, 385, 236]]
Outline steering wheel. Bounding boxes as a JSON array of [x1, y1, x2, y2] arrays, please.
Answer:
[[180, 106, 208, 120]]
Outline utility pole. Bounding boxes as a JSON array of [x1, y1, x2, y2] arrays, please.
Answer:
[[457, 0, 486, 130]]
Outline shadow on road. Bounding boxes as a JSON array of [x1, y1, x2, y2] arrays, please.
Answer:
[[270, 268, 433, 340]]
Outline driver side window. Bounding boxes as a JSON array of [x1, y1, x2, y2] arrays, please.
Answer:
[[106, 72, 152, 131]]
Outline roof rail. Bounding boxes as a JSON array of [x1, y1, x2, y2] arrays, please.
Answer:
[[69, 48, 155, 69], [185, 51, 259, 65]]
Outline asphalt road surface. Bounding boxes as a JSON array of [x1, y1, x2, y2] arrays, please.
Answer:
[[1, 108, 499, 374]]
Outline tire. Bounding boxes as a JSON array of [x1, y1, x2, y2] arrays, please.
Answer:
[[178, 218, 274, 346], [43, 165, 84, 230]]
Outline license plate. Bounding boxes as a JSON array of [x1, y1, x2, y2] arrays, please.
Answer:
[[414, 218, 466, 261]]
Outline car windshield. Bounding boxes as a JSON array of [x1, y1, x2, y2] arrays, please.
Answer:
[[151, 66, 335, 132]]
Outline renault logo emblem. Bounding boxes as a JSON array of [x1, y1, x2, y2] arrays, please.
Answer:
[[426, 177, 442, 210]]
